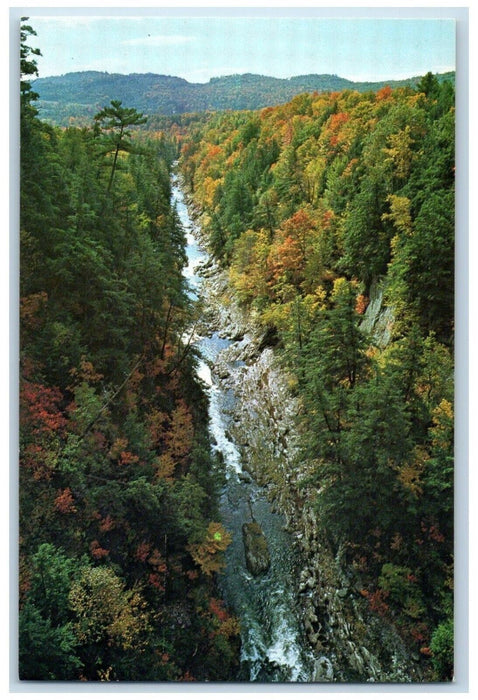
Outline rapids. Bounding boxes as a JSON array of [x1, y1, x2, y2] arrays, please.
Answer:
[[172, 175, 315, 682]]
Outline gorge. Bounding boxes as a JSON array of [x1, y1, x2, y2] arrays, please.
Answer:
[[173, 174, 422, 683]]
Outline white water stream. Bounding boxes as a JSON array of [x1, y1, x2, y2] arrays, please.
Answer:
[[173, 175, 314, 682]]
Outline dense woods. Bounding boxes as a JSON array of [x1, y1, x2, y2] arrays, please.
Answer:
[[178, 77, 455, 680], [19, 18, 455, 684], [19, 22, 240, 681]]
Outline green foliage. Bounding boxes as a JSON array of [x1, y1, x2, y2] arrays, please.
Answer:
[[94, 100, 147, 193], [33, 69, 455, 126], [19, 24, 239, 682], [19, 602, 82, 680], [430, 618, 454, 680], [180, 77, 454, 679]]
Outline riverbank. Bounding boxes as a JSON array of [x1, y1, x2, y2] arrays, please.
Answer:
[[195, 260, 422, 684], [179, 176, 422, 683]]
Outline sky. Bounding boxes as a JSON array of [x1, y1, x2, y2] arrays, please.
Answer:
[[28, 14, 456, 84]]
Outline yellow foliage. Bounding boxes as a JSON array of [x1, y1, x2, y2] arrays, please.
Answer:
[[430, 399, 453, 450], [69, 566, 150, 651], [382, 126, 414, 179], [154, 453, 176, 483], [382, 195, 412, 234], [187, 522, 232, 576], [397, 446, 429, 496]]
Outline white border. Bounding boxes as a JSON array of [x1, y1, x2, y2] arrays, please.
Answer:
[[6, 4, 470, 698]]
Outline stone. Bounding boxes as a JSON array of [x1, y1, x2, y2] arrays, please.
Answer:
[[242, 521, 271, 576], [313, 656, 334, 682]]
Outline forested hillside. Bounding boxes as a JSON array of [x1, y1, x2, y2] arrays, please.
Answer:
[[179, 77, 455, 680], [32, 69, 455, 126], [19, 22, 240, 681]]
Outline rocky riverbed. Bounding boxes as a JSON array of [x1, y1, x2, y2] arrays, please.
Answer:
[[195, 260, 422, 683], [176, 171, 422, 682]]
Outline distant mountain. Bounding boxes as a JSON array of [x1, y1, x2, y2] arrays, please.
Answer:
[[32, 70, 456, 126]]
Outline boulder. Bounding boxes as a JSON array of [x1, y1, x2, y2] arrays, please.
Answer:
[[313, 656, 334, 682], [242, 521, 271, 576]]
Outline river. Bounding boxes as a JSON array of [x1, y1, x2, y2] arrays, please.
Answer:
[[172, 175, 315, 682]]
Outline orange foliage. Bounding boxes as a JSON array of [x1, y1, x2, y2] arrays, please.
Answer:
[[209, 597, 228, 622], [267, 209, 318, 289], [187, 522, 232, 576], [154, 453, 176, 483], [361, 588, 390, 617], [376, 85, 393, 101], [20, 381, 67, 437], [90, 540, 109, 559], [147, 408, 168, 447], [179, 671, 195, 682], [135, 541, 151, 562], [207, 144, 222, 159], [69, 356, 104, 385], [54, 487, 77, 514], [118, 450, 139, 466], [329, 112, 350, 130], [22, 444, 53, 481], [165, 401, 194, 466], [20, 292, 48, 331], [108, 437, 129, 461], [99, 514, 115, 532], [321, 209, 334, 229], [355, 293, 369, 315]]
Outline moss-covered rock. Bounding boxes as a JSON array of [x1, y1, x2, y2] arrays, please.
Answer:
[[242, 522, 270, 576]]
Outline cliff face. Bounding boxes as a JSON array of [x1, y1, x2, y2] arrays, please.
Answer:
[[198, 264, 421, 683]]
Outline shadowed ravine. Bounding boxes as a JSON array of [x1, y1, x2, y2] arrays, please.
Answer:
[[173, 175, 315, 682]]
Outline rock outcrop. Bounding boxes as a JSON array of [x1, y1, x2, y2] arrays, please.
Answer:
[[196, 264, 421, 683], [242, 521, 271, 576], [185, 195, 420, 683]]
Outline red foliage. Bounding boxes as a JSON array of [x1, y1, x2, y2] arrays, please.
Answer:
[[146, 548, 168, 591], [420, 520, 446, 543], [92, 431, 107, 449], [90, 540, 109, 559], [361, 588, 390, 617], [99, 514, 115, 532], [54, 487, 77, 514], [20, 381, 67, 437], [22, 444, 52, 481], [410, 624, 428, 644], [428, 525, 445, 543], [179, 671, 195, 682], [135, 541, 151, 562], [148, 572, 165, 590], [209, 597, 228, 622]]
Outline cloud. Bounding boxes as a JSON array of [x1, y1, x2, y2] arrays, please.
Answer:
[[122, 34, 196, 47]]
